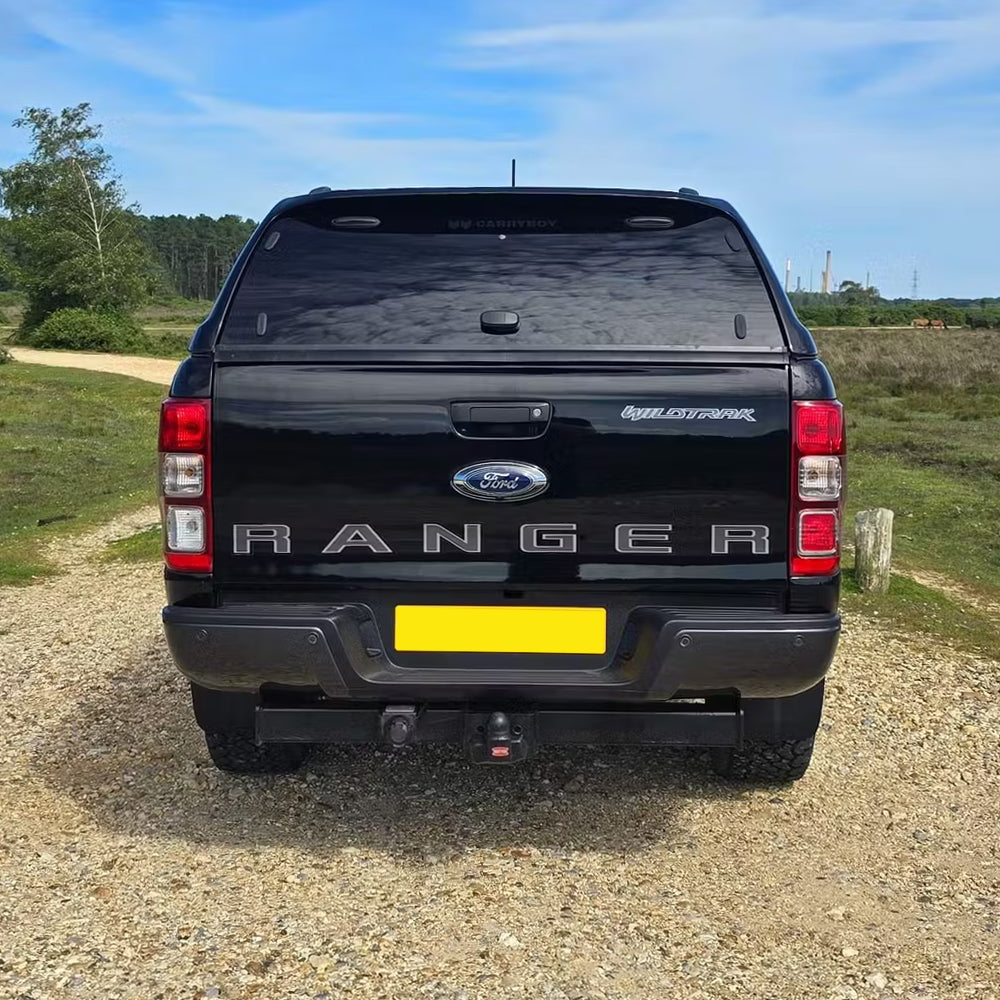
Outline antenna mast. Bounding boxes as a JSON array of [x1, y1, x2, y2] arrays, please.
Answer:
[[511, 158, 516, 188]]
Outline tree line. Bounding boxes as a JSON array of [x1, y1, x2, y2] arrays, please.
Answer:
[[0, 207, 257, 303], [141, 214, 257, 301], [791, 285, 1000, 330]]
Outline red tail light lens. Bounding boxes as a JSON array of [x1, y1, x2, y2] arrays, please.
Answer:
[[794, 400, 843, 455], [791, 400, 845, 578], [797, 511, 839, 556], [159, 401, 209, 452], [159, 399, 211, 574]]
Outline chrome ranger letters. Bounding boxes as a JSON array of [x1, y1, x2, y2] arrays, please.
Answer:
[[232, 523, 291, 555], [711, 524, 770, 555], [232, 523, 771, 556], [322, 524, 392, 554]]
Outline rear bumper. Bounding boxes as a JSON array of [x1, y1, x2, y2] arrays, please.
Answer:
[[162, 603, 840, 702]]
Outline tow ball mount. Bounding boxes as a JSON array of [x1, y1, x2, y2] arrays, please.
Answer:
[[380, 705, 419, 747], [466, 710, 534, 764]]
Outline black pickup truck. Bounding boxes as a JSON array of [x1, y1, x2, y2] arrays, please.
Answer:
[[160, 187, 843, 783]]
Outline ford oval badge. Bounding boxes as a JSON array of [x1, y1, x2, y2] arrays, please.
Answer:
[[452, 462, 549, 503]]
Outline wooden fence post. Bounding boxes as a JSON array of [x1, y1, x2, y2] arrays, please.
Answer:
[[855, 508, 894, 594]]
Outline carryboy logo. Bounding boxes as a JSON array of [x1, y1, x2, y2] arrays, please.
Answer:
[[448, 219, 557, 231], [621, 405, 757, 423]]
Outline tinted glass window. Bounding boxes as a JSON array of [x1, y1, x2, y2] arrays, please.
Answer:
[[222, 197, 784, 349]]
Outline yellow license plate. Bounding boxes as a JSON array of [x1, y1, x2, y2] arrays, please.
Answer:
[[394, 605, 607, 654]]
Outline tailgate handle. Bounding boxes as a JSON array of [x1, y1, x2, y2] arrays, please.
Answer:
[[451, 402, 551, 438]]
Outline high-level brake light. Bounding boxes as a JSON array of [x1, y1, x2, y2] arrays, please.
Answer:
[[159, 399, 211, 573], [791, 400, 844, 577]]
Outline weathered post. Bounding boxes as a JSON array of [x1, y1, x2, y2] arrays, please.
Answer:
[[855, 508, 894, 595]]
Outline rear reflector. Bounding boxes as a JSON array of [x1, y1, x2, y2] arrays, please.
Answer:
[[164, 550, 213, 573]]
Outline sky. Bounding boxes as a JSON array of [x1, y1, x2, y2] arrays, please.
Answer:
[[1, 0, 999, 299]]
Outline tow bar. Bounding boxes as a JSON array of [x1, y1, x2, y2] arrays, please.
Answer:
[[466, 710, 533, 764]]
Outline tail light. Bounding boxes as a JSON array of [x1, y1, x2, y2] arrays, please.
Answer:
[[159, 398, 211, 573], [791, 400, 844, 577]]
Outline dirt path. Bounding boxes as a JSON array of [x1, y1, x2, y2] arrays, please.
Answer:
[[9, 347, 177, 386], [908, 569, 1000, 618], [1, 516, 999, 999]]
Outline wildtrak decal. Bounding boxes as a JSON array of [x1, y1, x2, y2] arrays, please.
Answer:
[[621, 405, 757, 423]]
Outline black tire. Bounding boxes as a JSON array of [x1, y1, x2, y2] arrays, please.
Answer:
[[204, 731, 311, 774], [710, 736, 816, 783]]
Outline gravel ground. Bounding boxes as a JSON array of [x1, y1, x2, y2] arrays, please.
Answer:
[[8, 349, 176, 385], [1, 511, 999, 1000]]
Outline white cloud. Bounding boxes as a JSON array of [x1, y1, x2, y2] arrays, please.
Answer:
[[455, 0, 1000, 295]]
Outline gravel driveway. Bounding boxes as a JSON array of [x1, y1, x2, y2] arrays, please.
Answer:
[[1, 511, 998, 999]]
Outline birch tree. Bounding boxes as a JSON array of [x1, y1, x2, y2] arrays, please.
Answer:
[[0, 104, 150, 327]]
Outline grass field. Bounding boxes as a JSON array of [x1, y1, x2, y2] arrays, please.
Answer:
[[0, 364, 164, 584], [814, 329, 1000, 598], [139, 300, 209, 358]]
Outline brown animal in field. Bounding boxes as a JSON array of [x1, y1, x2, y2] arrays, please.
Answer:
[[913, 317, 931, 328], [930, 319, 947, 329]]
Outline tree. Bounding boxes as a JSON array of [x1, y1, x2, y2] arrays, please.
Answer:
[[0, 104, 150, 327], [837, 279, 880, 307], [0, 216, 16, 290]]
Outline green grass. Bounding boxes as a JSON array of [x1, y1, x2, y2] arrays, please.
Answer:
[[0, 364, 164, 585], [814, 329, 1000, 598], [141, 326, 193, 359], [101, 525, 162, 563], [840, 564, 1000, 657], [138, 299, 212, 324]]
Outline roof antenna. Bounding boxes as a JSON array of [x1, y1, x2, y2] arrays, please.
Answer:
[[511, 158, 516, 188]]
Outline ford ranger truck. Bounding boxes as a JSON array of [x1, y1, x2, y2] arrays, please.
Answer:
[[160, 187, 843, 783]]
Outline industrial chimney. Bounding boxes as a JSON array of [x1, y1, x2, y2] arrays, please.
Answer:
[[821, 251, 832, 294]]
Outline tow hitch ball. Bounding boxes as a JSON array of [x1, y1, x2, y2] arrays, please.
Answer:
[[468, 710, 532, 764]]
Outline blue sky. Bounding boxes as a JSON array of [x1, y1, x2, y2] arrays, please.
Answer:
[[1, 0, 999, 298]]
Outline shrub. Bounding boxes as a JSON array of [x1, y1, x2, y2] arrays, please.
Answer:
[[0, 345, 11, 364], [23, 308, 152, 354], [835, 304, 871, 327]]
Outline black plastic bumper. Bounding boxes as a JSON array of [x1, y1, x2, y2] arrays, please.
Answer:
[[163, 603, 840, 703]]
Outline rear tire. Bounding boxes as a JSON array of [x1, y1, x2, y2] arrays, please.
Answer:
[[710, 735, 816, 783], [204, 731, 310, 774]]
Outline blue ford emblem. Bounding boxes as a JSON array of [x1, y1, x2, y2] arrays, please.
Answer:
[[452, 462, 549, 503]]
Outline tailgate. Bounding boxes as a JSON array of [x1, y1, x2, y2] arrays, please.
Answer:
[[212, 361, 789, 599]]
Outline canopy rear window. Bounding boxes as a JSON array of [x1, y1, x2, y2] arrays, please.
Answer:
[[221, 194, 785, 350]]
